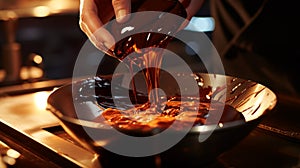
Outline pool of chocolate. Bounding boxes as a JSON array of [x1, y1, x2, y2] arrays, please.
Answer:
[[96, 101, 244, 135], [71, 73, 245, 136]]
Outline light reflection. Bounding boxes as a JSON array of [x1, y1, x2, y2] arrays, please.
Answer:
[[6, 149, 21, 159], [20, 67, 43, 80], [184, 17, 215, 32], [33, 54, 43, 64], [218, 123, 224, 128], [34, 91, 50, 110], [1, 10, 18, 20], [95, 140, 109, 147], [33, 6, 50, 17], [2, 156, 16, 166]]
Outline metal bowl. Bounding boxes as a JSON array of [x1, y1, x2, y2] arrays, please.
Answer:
[[47, 73, 277, 168]]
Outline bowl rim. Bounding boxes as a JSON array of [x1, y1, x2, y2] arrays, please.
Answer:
[[46, 101, 268, 134], [47, 72, 277, 134]]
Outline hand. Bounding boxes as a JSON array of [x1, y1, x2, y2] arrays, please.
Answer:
[[179, 0, 205, 28], [79, 0, 204, 52], [180, 0, 205, 20], [79, 0, 131, 52]]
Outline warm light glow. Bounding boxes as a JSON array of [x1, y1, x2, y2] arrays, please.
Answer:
[[2, 10, 18, 20], [2, 156, 16, 166], [218, 123, 224, 128], [20, 66, 44, 80], [184, 17, 215, 32], [6, 149, 21, 159], [121, 26, 134, 34], [33, 54, 43, 64], [34, 92, 50, 110], [95, 140, 109, 147], [132, 44, 142, 53], [0, 69, 5, 82], [33, 6, 50, 17]]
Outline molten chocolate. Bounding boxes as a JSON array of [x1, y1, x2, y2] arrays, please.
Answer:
[[76, 76, 245, 135]]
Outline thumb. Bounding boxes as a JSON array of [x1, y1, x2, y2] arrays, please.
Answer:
[[112, 0, 131, 23]]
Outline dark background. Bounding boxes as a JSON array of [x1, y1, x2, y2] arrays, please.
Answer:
[[0, 14, 87, 79], [0, 0, 212, 81]]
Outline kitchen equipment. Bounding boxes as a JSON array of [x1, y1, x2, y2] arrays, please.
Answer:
[[0, 0, 79, 83], [47, 73, 277, 168]]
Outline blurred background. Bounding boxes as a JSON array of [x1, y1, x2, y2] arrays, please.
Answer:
[[0, 0, 202, 82], [0, 0, 86, 84], [0, 0, 213, 86], [1, 0, 299, 98]]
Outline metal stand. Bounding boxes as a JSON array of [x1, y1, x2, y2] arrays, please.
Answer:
[[2, 18, 21, 83]]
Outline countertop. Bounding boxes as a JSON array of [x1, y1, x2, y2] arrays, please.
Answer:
[[0, 82, 299, 168]]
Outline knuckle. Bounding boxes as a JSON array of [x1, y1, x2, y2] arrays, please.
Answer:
[[79, 11, 88, 22], [79, 19, 84, 29], [78, 12, 91, 31]]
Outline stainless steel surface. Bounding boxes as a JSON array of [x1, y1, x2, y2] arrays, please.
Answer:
[[0, 80, 98, 168]]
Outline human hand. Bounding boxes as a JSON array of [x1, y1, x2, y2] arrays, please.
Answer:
[[79, 0, 204, 53], [180, 0, 205, 20], [179, 0, 205, 28], [79, 0, 131, 53]]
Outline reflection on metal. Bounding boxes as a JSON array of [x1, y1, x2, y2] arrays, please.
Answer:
[[0, 91, 96, 167], [184, 17, 215, 32], [34, 91, 50, 110], [6, 149, 21, 159], [0, 140, 20, 167]]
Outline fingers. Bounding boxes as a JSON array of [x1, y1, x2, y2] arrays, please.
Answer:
[[79, 0, 115, 53], [177, 0, 205, 31], [178, 19, 190, 32], [92, 27, 116, 53], [112, 0, 131, 23], [179, 0, 205, 20], [180, 0, 191, 9]]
